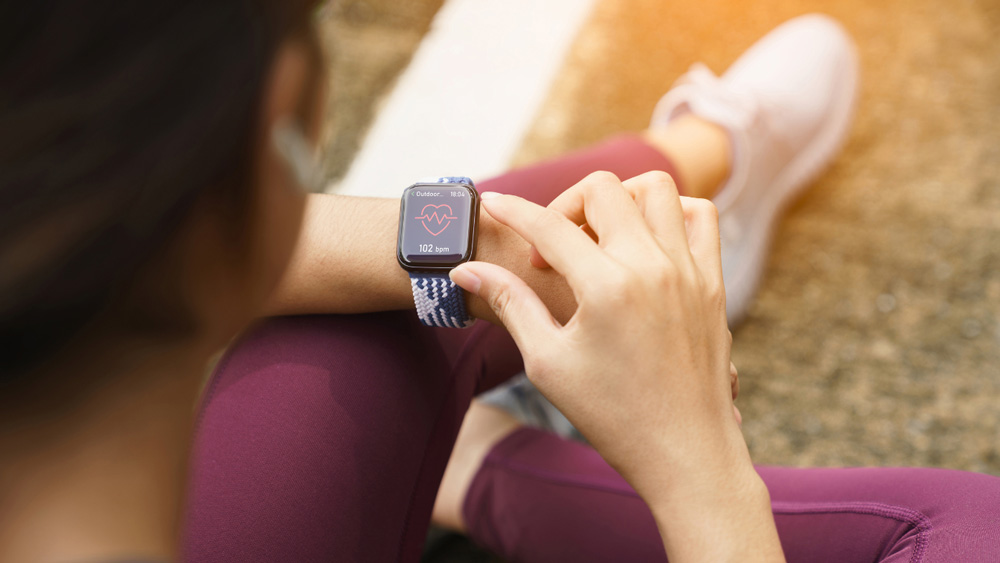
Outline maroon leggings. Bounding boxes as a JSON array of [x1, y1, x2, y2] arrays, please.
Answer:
[[183, 137, 1000, 562]]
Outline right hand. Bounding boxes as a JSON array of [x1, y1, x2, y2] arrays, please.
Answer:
[[450, 171, 782, 561], [452, 171, 744, 494]]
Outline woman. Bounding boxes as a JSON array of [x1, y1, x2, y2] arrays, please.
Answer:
[[2, 2, 999, 562]]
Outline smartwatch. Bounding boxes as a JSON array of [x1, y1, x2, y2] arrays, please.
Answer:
[[396, 177, 480, 328]]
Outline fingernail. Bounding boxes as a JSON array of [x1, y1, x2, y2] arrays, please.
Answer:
[[480, 191, 501, 200], [450, 264, 482, 294]]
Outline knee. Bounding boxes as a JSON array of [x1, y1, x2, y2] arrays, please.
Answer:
[[921, 469, 1000, 529]]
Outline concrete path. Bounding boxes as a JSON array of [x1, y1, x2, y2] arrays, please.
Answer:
[[335, 0, 597, 197]]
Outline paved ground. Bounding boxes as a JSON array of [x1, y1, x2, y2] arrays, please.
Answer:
[[319, 0, 1000, 558]]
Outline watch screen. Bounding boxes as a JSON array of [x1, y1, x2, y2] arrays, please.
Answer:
[[398, 184, 477, 267]]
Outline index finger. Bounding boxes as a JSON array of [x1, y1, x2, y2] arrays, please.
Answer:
[[544, 172, 655, 247], [531, 171, 689, 268], [480, 192, 615, 288]]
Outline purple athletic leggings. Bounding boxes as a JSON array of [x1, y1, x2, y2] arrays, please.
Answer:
[[183, 136, 1000, 562]]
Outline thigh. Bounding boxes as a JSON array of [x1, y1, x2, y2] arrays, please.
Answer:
[[462, 428, 1000, 563], [182, 313, 518, 562]]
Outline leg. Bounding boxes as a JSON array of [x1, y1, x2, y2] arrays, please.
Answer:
[[762, 465, 1000, 562], [644, 113, 731, 200], [182, 313, 523, 562], [183, 135, 683, 561], [484, 119, 732, 203], [459, 420, 1000, 562], [479, 133, 693, 201]]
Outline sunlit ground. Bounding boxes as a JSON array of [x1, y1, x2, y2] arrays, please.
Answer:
[[320, 0, 1000, 476]]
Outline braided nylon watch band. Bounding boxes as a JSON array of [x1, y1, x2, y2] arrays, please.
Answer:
[[409, 272, 474, 328], [416, 176, 475, 185]]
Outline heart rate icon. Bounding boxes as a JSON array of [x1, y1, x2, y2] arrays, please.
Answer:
[[415, 204, 458, 236]]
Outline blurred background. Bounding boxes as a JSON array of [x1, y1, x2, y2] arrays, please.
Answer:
[[316, 0, 999, 559]]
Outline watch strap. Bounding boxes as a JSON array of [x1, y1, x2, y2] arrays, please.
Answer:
[[409, 272, 475, 328], [417, 176, 473, 186]]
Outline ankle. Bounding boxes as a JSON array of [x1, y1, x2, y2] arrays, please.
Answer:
[[643, 114, 732, 200], [431, 402, 521, 532]]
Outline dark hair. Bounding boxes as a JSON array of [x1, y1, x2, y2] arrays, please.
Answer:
[[0, 2, 317, 391]]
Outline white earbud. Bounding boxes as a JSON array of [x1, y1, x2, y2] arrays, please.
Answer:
[[271, 119, 324, 193]]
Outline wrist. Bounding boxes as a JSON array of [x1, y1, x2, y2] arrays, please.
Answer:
[[464, 210, 513, 324], [644, 451, 781, 562], [464, 207, 577, 325], [647, 460, 769, 520]]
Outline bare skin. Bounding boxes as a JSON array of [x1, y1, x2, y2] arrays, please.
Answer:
[[644, 112, 733, 201], [431, 401, 522, 532]]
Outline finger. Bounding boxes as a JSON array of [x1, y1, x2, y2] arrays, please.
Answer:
[[730, 361, 740, 401], [529, 223, 597, 269], [620, 171, 687, 243], [480, 192, 613, 287], [536, 172, 689, 268], [679, 196, 724, 286], [450, 261, 559, 348], [529, 245, 547, 269], [541, 171, 658, 252]]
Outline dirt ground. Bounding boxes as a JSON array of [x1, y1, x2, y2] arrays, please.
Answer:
[[318, 0, 1000, 556]]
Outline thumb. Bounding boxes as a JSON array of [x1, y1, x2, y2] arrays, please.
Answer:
[[450, 261, 559, 346]]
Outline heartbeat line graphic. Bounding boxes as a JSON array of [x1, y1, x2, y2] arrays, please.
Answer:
[[416, 211, 457, 224], [416, 204, 458, 236]]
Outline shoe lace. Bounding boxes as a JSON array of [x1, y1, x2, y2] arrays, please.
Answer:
[[676, 63, 761, 132]]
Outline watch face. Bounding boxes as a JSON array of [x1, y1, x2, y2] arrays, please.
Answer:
[[397, 183, 478, 269]]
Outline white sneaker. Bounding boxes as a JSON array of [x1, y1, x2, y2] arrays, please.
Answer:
[[651, 14, 859, 325], [480, 15, 859, 436]]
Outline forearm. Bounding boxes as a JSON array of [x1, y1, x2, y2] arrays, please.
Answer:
[[265, 194, 576, 323], [265, 195, 410, 316]]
